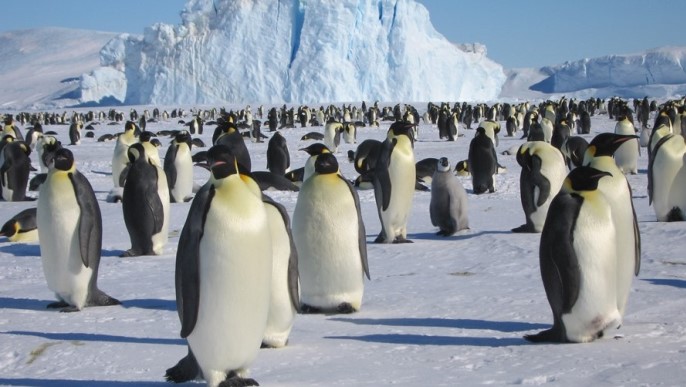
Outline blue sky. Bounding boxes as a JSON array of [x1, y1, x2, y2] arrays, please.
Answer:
[[0, 0, 683, 69]]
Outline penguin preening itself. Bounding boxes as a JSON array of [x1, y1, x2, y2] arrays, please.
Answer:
[[121, 142, 170, 257], [174, 144, 272, 387], [512, 142, 567, 233], [164, 130, 194, 203], [373, 121, 416, 243], [525, 166, 620, 343], [37, 148, 120, 312], [0, 207, 38, 242], [293, 153, 369, 314]]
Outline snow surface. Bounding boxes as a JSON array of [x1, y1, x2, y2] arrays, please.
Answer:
[[1, 106, 686, 386]]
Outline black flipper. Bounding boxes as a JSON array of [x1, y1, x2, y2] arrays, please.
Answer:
[[164, 144, 178, 195], [338, 175, 370, 280], [530, 155, 551, 207]]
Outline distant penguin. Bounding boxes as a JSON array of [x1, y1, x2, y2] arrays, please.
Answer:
[[453, 159, 470, 176], [342, 122, 356, 144], [468, 127, 498, 194], [69, 121, 83, 145], [506, 116, 518, 137], [478, 119, 501, 146], [37, 148, 120, 312], [25, 123, 43, 149], [525, 166, 620, 343], [540, 117, 554, 143], [212, 121, 251, 171], [174, 144, 271, 387], [373, 121, 416, 243], [551, 119, 571, 150], [583, 133, 641, 319], [579, 110, 591, 134], [188, 115, 203, 135], [164, 130, 194, 203], [560, 136, 589, 170], [639, 126, 651, 148], [512, 142, 567, 233], [121, 143, 170, 257], [301, 132, 324, 141], [648, 133, 686, 221], [430, 157, 469, 236], [0, 139, 31, 201], [0, 207, 38, 242], [111, 121, 139, 187], [266, 131, 290, 176], [293, 153, 369, 313], [324, 120, 344, 153], [262, 194, 300, 348], [528, 123, 545, 142], [613, 116, 640, 174]]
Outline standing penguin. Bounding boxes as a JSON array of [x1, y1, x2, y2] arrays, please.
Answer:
[[300, 142, 331, 182], [111, 121, 139, 188], [175, 144, 272, 387], [613, 116, 640, 174], [164, 131, 194, 203], [36, 135, 62, 173], [266, 131, 290, 176], [293, 153, 369, 313], [37, 148, 120, 312], [648, 133, 686, 221], [373, 121, 416, 243], [512, 142, 567, 233], [212, 120, 251, 171], [468, 127, 498, 194], [69, 121, 83, 145], [0, 139, 31, 201], [121, 142, 170, 257], [525, 167, 620, 343], [430, 157, 469, 236], [583, 132, 641, 319], [323, 120, 344, 153]]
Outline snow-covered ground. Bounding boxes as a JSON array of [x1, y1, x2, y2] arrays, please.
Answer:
[[1, 106, 685, 386]]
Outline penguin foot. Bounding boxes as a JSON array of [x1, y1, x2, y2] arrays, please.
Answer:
[[120, 249, 143, 257], [46, 301, 70, 309], [392, 237, 413, 244], [219, 372, 259, 387], [336, 302, 356, 314], [87, 290, 122, 307], [299, 304, 322, 314], [523, 328, 566, 343], [436, 230, 456, 237], [511, 224, 536, 233], [373, 233, 387, 244], [165, 354, 200, 383], [59, 305, 82, 313]]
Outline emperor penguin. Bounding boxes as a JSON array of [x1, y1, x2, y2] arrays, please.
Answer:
[[266, 131, 290, 176], [0, 139, 31, 201], [293, 153, 369, 313], [300, 142, 331, 182], [25, 122, 43, 150], [372, 121, 416, 243], [111, 121, 139, 188], [525, 166, 620, 343], [512, 141, 567, 233], [540, 117, 554, 143], [69, 121, 83, 145], [37, 148, 120, 312], [478, 119, 501, 146], [352, 139, 383, 176], [175, 144, 272, 387], [342, 122, 356, 144], [0, 207, 38, 242], [121, 142, 170, 257], [468, 127, 498, 194], [430, 157, 469, 236], [648, 133, 686, 221], [36, 135, 62, 173], [324, 120, 344, 153], [164, 131, 194, 203], [212, 120, 251, 171], [583, 133, 641, 319], [613, 116, 640, 174]]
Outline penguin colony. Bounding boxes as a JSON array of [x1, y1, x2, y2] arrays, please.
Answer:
[[0, 95, 683, 384]]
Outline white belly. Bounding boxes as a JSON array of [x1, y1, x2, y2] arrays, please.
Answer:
[[187, 185, 272, 383], [652, 136, 686, 221], [614, 139, 639, 174], [293, 175, 364, 310], [112, 138, 133, 186], [381, 143, 415, 240], [37, 173, 92, 309], [151, 166, 170, 255], [170, 146, 194, 201], [530, 153, 567, 231]]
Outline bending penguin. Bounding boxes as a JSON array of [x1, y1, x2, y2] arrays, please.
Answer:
[[0, 207, 38, 242], [373, 121, 416, 243], [164, 130, 194, 203], [430, 157, 469, 236], [293, 153, 369, 313], [512, 141, 567, 233], [174, 144, 272, 387], [37, 148, 120, 312], [525, 166, 621, 343], [121, 142, 170, 257]]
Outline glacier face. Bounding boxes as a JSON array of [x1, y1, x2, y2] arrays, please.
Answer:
[[530, 47, 686, 95], [79, 0, 507, 106]]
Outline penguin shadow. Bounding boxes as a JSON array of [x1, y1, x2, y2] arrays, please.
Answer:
[[0, 243, 40, 257], [101, 249, 127, 257], [0, 378, 166, 387], [4, 330, 184, 346], [122, 298, 177, 311], [0, 297, 55, 311], [408, 230, 512, 242], [643, 278, 686, 289], [326, 317, 546, 347]]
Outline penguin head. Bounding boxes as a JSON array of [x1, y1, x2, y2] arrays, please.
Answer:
[[313, 153, 339, 175], [207, 144, 240, 180], [52, 148, 75, 172], [175, 130, 193, 149], [586, 132, 638, 158], [0, 219, 18, 238], [437, 157, 451, 172], [139, 131, 157, 143], [127, 143, 147, 163], [387, 121, 416, 145], [299, 143, 331, 156], [564, 166, 612, 192]]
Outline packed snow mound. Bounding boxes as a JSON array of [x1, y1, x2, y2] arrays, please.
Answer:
[[529, 46, 686, 97], [80, 0, 507, 106], [0, 28, 116, 110]]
